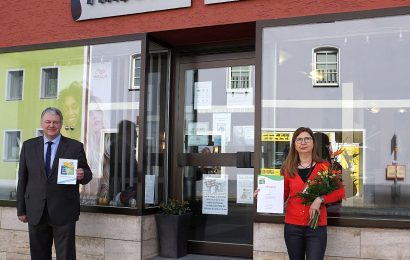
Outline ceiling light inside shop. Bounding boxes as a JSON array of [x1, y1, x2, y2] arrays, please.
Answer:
[[298, 70, 320, 81], [279, 50, 291, 65], [368, 107, 380, 114], [398, 108, 407, 113]]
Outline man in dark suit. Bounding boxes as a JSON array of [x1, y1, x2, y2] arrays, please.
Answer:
[[16, 107, 92, 260]]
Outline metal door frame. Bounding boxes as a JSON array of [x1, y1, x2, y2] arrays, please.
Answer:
[[170, 51, 256, 257]]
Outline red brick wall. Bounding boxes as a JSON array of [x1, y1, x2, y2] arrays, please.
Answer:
[[1, 0, 410, 48]]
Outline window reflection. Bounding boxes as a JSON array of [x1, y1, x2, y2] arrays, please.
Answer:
[[82, 41, 141, 208], [262, 15, 410, 218], [0, 47, 85, 200], [0, 42, 142, 208]]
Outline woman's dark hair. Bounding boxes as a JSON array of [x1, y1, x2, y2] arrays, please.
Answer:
[[282, 127, 324, 177], [314, 132, 331, 162]]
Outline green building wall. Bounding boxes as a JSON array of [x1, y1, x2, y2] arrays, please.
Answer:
[[0, 47, 85, 195]]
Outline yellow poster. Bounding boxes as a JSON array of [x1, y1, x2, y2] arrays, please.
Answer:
[[261, 131, 291, 142], [338, 144, 360, 196], [260, 168, 281, 176]]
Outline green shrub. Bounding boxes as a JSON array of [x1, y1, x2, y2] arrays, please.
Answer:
[[159, 199, 191, 215]]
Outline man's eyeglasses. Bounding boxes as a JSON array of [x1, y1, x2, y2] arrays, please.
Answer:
[[295, 137, 313, 144]]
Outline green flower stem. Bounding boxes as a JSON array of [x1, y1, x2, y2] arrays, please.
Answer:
[[308, 211, 320, 229]]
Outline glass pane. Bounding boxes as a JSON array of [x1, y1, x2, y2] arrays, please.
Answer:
[[262, 15, 410, 219], [183, 65, 255, 245], [134, 66, 141, 78], [7, 70, 23, 100], [6, 132, 20, 161], [184, 166, 254, 244], [82, 41, 141, 208], [144, 47, 170, 208], [184, 67, 255, 154], [133, 77, 140, 87], [327, 64, 337, 70], [0, 46, 85, 200], [316, 53, 326, 63], [229, 66, 251, 91], [327, 53, 337, 63], [42, 68, 58, 98]]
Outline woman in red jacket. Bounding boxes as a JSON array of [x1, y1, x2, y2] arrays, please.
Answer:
[[282, 127, 345, 260]]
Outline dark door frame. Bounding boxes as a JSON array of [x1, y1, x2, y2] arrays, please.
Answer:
[[169, 50, 256, 258]]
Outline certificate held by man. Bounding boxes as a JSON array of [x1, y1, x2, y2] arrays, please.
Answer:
[[256, 175, 284, 214], [57, 158, 78, 185]]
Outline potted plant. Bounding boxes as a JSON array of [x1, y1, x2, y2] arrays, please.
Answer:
[[155, 199, 192, 258]]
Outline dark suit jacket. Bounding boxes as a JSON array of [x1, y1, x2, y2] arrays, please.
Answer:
[[17, 135, 92, 226]]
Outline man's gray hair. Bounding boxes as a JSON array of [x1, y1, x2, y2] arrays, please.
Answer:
[[41, 107, 64, 123]]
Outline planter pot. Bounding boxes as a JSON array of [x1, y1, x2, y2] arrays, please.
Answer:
[[155, 213, 192, 258]]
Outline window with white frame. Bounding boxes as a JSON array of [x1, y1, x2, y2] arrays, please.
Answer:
[[129, 54, 141, 90], [313, 47, 339, 86], [41, 67, 58, 98], [227, 66, 252, 93], [4, 131, 21, 161], [35, 128, 44, 137], [6, 70, 24, 100]]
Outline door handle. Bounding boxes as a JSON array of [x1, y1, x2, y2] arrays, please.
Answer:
[[236, 152, 254, 168]]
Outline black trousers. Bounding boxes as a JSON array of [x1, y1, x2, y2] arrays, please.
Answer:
[[28, 205, 76, 260], [284, 224, 327, 260]]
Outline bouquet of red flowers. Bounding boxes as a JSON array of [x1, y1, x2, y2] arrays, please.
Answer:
[[296, 162, 343, 229]]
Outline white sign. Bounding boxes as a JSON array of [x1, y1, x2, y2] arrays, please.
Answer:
[[236, 174, 253, 204], [233, 125, 254, 146], [187, 122, 209, 135], [226, 91, 253, 108], [194, 81, 212, 109], [256, 175, 284, 214], [72, 0, 191, 21], [57, 159, 78, 185], [212, 113, 231, 142], [90, 61, 112, 103], [202, 174, 228, 215], [145, 175, 157, 204], [187, 135, 209, 146]]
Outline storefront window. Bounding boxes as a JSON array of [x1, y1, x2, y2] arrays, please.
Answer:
[[82, 41, 141, 208], [144, 41, 171, 208], [0, 41, 142, 209], [261, 15, 410, 218], [0, 46, 85, 200]]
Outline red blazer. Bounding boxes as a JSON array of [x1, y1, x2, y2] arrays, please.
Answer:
[[284, 161, 345, 226]]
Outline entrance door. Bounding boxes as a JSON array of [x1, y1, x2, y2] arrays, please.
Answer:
[[174, 53, 255, 257]]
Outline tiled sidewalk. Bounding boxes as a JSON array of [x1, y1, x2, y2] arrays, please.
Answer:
[[151, 254, 251, 260]]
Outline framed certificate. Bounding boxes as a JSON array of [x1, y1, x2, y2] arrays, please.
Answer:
[[396, 165, 406, 179], [386, 165, 396, 180], [386, 165, 407, 180]]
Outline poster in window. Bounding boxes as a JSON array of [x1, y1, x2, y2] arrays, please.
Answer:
[[194, 81, 212, 110], [212, 113, 231, 142], [145, 175, 157, 204], [236, 174, 253, 204], [187, 122, 209, 135], [227, 91, 253, 108], [90, 61, 112, 102], [202, 174, 228, 215]]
